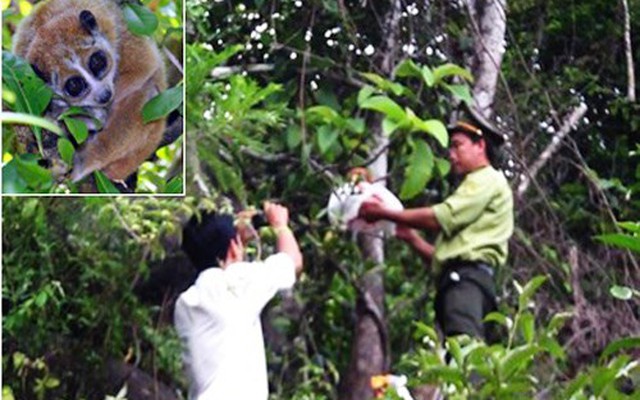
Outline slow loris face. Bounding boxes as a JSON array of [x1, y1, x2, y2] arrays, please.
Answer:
[[27, 9, 119, 119]]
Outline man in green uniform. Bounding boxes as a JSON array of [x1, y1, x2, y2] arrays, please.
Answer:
[[359, 118, 514, 340]]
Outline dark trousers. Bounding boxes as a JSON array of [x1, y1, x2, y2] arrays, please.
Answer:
[[434, 262, 497, 340]]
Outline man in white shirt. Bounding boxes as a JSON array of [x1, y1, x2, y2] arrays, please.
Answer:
[[174, 202, 303, 400]]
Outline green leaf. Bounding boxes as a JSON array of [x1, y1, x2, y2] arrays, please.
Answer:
[[413, 119, 448, 148], [357, 85, 376, 105], [382, 117, 399, 137], [435, 157, 451, 177], [445, 337, 463, 367], [2, 159, 29, 193], [539, 336, 566, 360], [57, 138, 75, 165], [2, 51, 52, 116], [359, 96, 405, 121], [142, 85, 183, 124], [518, 275, 547, 312], [306, 105, 340, 124], [600, 336, 640, 360], [94, 171, 120, 194], [2, 51, 54, 154], [13, 154, 53, 192], [421, 66, 435, 87], [618, 221, 640, 233], [123, 3, 159, 36], [62, 117, 89, 143], [595, 233, 640, 253], [316, 125, 339, 155], [445, 84, 473, 106], [346, 118, 365, 134], [432, 63, 474, 85], [400, 139, 433, 200], [609, 285, 634, 300], [286, 124, 302, 149], [163, 176, 183, 194], [499, 344, 540, 380], [519, 312, 535, 344], [394, 59, 423, 79], [546, 311, 573, 333], [484, 312, 511, 328]]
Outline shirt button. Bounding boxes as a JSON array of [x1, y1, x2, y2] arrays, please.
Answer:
[[450, 271, 460, 282]]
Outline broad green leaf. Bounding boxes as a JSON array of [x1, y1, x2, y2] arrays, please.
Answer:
[[432, 63, 474, 85], [123, 3, 158, 36], [592, 356, 630, 395], [413, 321, 439, 344], [2, 51, 52, 116], [382, 117, 399, 136], [600, 336, 640, 360], [359, 96, 405, 121], [57, 107, 104, 131], [539, 336, 566, 360], [518, 275, 547, 312], [618, 221, 640, 233], [595, 233, 640, 253], [609, 285, 633, 300], [413, 118, 448, 148], [62, 117, 89, 143], [400, 139, 433, 200], [435, 157, 451, 177], [499, 344, 540, 379], [421, 66, 435, 87], [360, 72, 405, 95], [2, 51, 53, 154], [445, 84, 473, 106], [484, 312, 511, 328], [14, 154, 53, 191], [143, 85, 183, 124], [286, 124, 302, 149], [306, 105, 340, 124], [94, 171, 120, 194], [316, 125, 339, 155], [57, 138, 75, 165], [163, 176, 183, 194], [2, 159, 29, 193], [357, 85, 376, 105], [394, 59, 422, 78], [346, 118, 365, 134]]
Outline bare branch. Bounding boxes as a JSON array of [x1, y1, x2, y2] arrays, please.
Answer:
[[517, 103, 588, 197], [622, 0, 636, 102]]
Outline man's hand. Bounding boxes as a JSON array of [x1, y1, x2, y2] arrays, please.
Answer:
[[358, 199, 386, 223], [264, 201, 289, 228]]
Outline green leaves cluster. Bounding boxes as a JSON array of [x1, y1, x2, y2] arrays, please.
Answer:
[[397, 276, 639, 399]]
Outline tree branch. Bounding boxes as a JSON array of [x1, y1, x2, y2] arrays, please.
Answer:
[[516, 103, 588, 197]]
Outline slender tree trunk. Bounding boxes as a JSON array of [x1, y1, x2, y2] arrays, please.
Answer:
[[465, 0, 507, 118], [339, 2, 402, 399], [622, 0, 636, 102]]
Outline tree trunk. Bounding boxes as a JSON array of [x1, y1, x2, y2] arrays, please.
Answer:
[[622, 0, 636, 102], [466, 0, 507, 118], [339, 2, 402, 398]]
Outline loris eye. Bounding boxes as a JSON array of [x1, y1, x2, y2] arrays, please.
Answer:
[[89, 51, 108, 78], [64, 76, 87, 97]]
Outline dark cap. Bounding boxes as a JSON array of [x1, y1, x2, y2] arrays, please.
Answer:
[[448, 105, 506, 146]]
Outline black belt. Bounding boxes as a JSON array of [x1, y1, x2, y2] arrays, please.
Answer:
[[443, 259, 494, 277]]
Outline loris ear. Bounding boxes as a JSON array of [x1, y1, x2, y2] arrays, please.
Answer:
[[79, 10, 98, 34]]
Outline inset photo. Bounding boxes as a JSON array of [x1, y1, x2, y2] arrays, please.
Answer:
[[1, 0, 184, 194]]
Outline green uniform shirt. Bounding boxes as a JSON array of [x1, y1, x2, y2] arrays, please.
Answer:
[[431, 165, 514, 274]]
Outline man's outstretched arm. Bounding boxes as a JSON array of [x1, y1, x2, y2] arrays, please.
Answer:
[[264, 202, 303, 276]]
